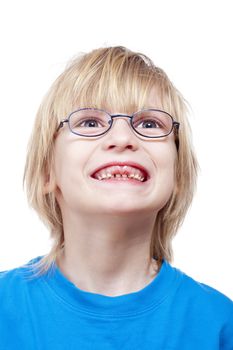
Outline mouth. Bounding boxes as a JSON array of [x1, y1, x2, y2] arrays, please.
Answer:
[[90, 162, 150, 183]]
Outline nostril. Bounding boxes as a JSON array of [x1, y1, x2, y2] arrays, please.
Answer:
[[107, 144, 135, 151]]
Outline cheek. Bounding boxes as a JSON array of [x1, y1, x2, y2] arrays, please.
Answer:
[[52, 143, 85, 210], [53, 138, 95, 195], [150, 142, 177, 196], [151, 139, 177, 172], [157, 159, 176, 196], [161, 151, 176, 180], [53, 138, 82, 189], [55, 158, 79, 190]]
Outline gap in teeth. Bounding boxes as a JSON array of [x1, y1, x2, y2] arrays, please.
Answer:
[[97, 173, 144, 181], [94, 165, 146, 182]]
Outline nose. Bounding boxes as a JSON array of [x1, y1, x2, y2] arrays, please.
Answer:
[[101, 116, 139, 152]]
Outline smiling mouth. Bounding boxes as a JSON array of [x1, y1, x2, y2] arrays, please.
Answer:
[[91, 165, 149, 183]]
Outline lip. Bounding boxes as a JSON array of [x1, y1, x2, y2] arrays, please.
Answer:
[[90, 161, 150, 180]]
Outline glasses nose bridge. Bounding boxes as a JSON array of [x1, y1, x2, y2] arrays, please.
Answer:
[[110, 113, 133, 127], [111, 113, 132, 119], [109, 114, 134, 135]]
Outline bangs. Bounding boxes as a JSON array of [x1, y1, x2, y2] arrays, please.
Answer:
[[52, 47, 174, 120], [72, 62, 158, 113]]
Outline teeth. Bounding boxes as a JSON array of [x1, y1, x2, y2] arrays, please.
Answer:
[[93, 165, 147, 182], [96, 173, 145, 181]]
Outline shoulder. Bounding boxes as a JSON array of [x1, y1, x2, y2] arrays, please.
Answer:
[[0, 264, 30, 288], [166, 263, 233, 349], [0, 255, 44, 278], [0, 257, 43, 308], [173, 264, 233, 327], [178, 267, 233, 306], [0, 257, 48, 346]]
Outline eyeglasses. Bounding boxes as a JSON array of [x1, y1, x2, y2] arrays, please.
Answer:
[[57, 108, 180, 139]]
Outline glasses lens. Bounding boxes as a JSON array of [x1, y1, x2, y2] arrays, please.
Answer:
[[132, 110, 173, 137], [69, 109, 111, 136]]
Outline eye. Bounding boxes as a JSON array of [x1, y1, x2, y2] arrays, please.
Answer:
[[70, 110, 111, 129], [134, 117, 164, 129], [139, 119, 161, 128], [72, 115, 108, 129], [69, 109, 111, 135], [79, 118, 103, 128]]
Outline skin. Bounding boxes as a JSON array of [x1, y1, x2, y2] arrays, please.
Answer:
[[50, 91, 177, 297]]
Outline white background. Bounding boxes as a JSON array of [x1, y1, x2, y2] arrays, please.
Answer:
[[0, 1, 232, 298]]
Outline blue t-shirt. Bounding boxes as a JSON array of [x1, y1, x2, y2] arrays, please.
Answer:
[[0, 257, 232, 349]]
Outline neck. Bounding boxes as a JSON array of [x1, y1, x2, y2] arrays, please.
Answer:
[[56, 211, 159, 296]]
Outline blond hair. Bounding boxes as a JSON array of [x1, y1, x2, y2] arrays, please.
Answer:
[[24, 46, 198, 273]]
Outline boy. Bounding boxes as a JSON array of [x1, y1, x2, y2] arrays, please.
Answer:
[[0, 46, 232, 349]]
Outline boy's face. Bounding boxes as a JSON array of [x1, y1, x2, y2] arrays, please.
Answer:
[[52, 90, 177, 218]]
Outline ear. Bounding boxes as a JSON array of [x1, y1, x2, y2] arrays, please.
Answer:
[[43, 167, 56, 194]]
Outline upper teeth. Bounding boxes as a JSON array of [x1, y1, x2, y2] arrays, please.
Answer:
[[93, 165, 146, 182]]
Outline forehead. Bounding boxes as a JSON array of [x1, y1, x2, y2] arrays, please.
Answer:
[[73, 85, 164, 116]]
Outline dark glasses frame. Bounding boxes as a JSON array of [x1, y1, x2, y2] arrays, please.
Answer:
[[57, 108, 180, 141]]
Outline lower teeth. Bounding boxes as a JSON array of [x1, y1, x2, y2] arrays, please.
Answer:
[[101, 176, 143, 181]]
